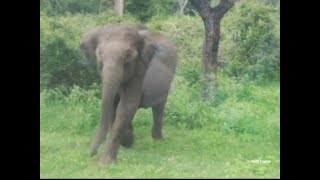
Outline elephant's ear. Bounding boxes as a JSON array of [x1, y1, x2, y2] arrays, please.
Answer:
[[138, 30, 156, 67], [80, 28, 100, 63]]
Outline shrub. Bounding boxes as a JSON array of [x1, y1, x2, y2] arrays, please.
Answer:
[[164, 78, 215, 129], [40, 86, 68, 105], [40, 0, 113, 16], [125, 0, 176, 22], [220, 0, 280, 81]]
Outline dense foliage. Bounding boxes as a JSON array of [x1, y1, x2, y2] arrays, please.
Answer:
[[126, 0, 177, 22], [220, 0, 280, 81], [40, 0, 113, 15]]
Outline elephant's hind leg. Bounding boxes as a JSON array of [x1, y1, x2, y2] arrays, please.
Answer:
[[152, 101, 166, 140]]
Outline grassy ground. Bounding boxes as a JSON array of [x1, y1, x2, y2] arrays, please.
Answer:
[[40, 82, 280, 178]]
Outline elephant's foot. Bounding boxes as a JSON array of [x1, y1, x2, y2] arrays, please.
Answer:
[[90, 143, 99, 157], [90, 150, 97, 157], [120, 130, 134, 148], [99, 156, 117, 166], [90, 136, 106, 157]]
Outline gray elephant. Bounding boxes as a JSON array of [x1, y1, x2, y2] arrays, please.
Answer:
[[80, 24, 178, 165]]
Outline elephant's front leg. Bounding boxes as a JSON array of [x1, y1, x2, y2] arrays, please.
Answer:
[[120, 120, 135, 148], [90, 94, 117, 157], [100, 79, 143, 165]]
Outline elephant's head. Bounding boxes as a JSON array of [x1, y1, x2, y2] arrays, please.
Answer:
[[80, 24, 156, 80]]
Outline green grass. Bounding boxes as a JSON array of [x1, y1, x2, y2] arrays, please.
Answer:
[[40, 81, 280, 178]]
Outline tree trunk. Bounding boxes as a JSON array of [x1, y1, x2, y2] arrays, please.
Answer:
[[113, 0, 124, 16], [202, 17, 221, 100], [190, 0, 235, 101]]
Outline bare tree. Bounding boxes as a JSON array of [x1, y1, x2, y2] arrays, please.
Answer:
[[55, 0, 61, 9], [113, 0, 124, 16], [190, 0, 237, 100], [178, 0, 188, 14]]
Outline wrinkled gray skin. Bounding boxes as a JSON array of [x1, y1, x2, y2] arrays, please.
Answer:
[[80, 24, 177, 165]]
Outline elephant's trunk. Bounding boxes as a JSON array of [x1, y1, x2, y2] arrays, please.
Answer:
[[101, 62, 123, 130], [91, 61, 123, 156]]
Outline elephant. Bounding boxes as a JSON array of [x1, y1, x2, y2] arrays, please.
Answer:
[[80, 24, 178, 165]]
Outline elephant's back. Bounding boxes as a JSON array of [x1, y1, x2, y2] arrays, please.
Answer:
[[140, 35, 177, 108]]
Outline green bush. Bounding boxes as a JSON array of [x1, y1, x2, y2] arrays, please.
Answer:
[[220, 0, 280, 81], [164, 77, 213, 129], [40, 86, 68, 105], [125, 0, 176, 22], [40, 0, 113, 16]]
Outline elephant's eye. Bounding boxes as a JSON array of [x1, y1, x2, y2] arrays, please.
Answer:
[[124, 49, 137, 63]]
